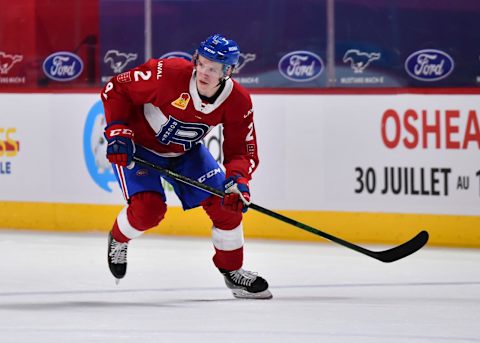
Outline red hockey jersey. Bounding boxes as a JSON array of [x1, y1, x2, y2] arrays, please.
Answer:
[[101, 58, 258, 179]]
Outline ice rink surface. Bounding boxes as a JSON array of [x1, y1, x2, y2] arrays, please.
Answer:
[[0, 229, 479, 343]]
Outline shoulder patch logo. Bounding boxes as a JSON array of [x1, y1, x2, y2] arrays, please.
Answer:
[[116, 71, 132, 83], [171, 93, 191, 110]]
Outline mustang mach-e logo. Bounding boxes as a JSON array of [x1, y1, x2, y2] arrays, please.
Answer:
[[0, 52, 23, 74], [233, 53, 256, 73], [104, 50, 138, 73], [343, 49, 381, 73]]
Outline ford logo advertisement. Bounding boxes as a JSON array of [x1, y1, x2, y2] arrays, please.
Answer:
[[404, 49, 454, 82], [42, 51, 84, 81], [278, 51, 323, 82]]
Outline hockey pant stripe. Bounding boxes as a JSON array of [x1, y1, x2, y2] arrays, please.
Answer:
[[115, 165, 130, 201]]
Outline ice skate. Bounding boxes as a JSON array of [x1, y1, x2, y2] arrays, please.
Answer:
[[220, 268, 272, 299], [107, 231, 129, 282]]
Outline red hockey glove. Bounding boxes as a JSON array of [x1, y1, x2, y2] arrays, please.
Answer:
[[222, 175, 251, 213], [104, 122, 135, 168]]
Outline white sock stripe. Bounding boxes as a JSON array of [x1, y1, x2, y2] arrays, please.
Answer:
[[117, 206, 144, 239], [212, 223, 244, 251]]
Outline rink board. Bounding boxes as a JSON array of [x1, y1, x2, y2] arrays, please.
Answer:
[[0, 93, 479, 247], [1, 201, 479, 248]]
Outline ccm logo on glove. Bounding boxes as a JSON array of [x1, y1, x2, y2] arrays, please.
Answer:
[[107, 128, 134, 137]]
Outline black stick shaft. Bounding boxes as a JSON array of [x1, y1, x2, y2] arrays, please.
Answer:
[[133, 156, 428, 263]]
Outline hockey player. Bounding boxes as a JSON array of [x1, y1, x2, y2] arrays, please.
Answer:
[[101, 34, 272, 299]]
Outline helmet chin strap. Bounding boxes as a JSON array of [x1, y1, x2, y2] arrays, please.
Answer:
[[220, 65, 235, 83], [216, 76, 228, 87]]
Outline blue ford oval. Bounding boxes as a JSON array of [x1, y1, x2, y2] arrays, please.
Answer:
[[43, 51, 84, 81], [405, 49, 454, 82], [278, 51, 324, 82]]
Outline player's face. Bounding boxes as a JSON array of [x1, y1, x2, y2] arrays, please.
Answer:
[[196, 55, 225, 97]]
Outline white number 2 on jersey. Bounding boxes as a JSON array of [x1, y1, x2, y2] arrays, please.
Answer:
[[133, 70, 152, 81], [246, 122, 254, 142]]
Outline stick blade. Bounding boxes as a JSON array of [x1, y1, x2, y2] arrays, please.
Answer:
[[373, 230, 429, 263]]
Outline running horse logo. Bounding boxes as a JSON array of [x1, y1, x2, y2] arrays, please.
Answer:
[[103, 50, 138, 74], [0, 52, 23, 74], [233, 53, 256, 73], [343, 49, 381, 73]]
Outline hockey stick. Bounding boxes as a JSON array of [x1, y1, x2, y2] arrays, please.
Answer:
[[133, 156, 429, 263]]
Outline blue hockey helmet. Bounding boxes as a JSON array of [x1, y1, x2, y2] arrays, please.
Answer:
[[196, 34, 240, 72]]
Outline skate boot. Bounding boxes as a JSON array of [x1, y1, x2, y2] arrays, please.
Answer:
[[107, 231, 129, 282], [220, 268, 273, 299]]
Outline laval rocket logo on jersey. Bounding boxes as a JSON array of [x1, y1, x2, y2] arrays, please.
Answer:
[[157, 116, 210, 150], [160, 51, 193, 61], [343, 49, 381, 73], [104, 50, 138, 73], [0, 52, 23, 74], [83, 100, 116, 192], [404, 49, 454, 82], [43, 51, 84, 81], [278, 51, 324, 82]]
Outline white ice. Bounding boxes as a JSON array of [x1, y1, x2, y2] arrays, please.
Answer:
[[0, 229, 479, 343]]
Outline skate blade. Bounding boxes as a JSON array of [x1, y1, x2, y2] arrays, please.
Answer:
[[114, 278, 121, 285], [231, 289, 273, 300]]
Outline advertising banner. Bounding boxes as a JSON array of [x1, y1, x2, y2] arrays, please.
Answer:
[[251, 94, 480, 216], [97, 0, 480, 88]]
